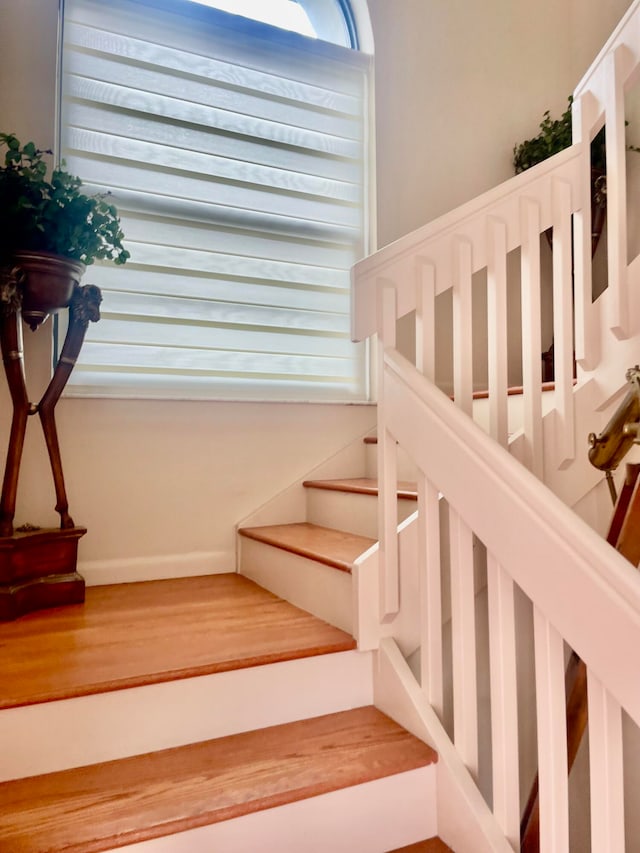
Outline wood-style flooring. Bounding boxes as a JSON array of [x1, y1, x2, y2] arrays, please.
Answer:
[[239, 521, 376, 572], [0, 573, 356, 709], [303, 476, 418, 500], [0, 706, 437, 852]]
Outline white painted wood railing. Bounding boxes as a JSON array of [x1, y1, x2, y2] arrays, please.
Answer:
[[370, 348, 640, 851], [352, 2, 640, 849]]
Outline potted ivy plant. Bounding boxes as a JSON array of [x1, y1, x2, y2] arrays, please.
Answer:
[[0, 132, 129, 330]]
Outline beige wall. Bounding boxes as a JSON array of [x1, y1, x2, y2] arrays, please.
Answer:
[[0, 0, 634, 575]]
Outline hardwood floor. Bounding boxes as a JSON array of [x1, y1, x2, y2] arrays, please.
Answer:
[[0, 573, 356, 709], [0, 706, 437, 852], [303, 477, 418, 500]]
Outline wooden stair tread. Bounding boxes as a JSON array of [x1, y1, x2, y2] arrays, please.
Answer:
[[390, 840, 454, 852], [0, 706, 437, 852], [239, 522, 376, 572], [0, 573, 355, 710], [303, 476, 418, 499]]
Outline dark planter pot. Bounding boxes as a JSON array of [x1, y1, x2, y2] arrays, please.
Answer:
[[12, 251, 85, 331]]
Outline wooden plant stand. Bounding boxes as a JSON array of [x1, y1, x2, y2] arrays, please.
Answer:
[[0, 270, 101, 620]]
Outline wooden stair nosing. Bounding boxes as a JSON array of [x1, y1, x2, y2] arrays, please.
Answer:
[[303, 476, 418, 500], [0, 706, 437, 853], [238, 522, 376, 573], [390, 839, 455, 852], [0, 574, 356, 710]]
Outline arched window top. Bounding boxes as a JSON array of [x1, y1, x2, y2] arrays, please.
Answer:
[[188, 0, 357, 47]]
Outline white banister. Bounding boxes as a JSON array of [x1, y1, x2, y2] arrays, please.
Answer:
[[533, 607, 570, 853], [605, 46, 630, 340], [551, 177, 575, 469], [415, 258, 436, 383], [571, 94, 597, 369], [487, 555, 520, 850], [448, 506, 479, 779], [519, 196, 544, 478], [418, 473, 444, 716], [377, 283, 399, 621], [587, 671, 625, 853], [452, 237, 474, 416], [352, 5, 640, 849], [486, 217, 509, 448]]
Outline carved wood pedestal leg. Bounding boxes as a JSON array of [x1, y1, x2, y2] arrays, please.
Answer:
[[0, 282, 101, 620]]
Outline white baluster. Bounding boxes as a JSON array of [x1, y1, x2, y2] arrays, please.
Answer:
[[533, 607, 569, 853], [418, 473, 443, 717], [588, 670, 625, 853], [452, 236, 474, 416], [520, 197, 544, 478], [551, 177, 576, 468], [377, 281, 399, 621], [571, 94, 598, 369], [416, 258, 436, 383], [487, 554, 520, 850], [606, 46, 629, 340], [449, 505, 478, 778], [487, 217, 509, 447]]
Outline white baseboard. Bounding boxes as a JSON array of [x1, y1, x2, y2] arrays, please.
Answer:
[[79, 550, 234, 586]]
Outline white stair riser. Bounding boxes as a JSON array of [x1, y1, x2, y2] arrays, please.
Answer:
[[0, 651, 372, 782], [306, 487, 416, 539], [239, 537, 353, 633], [111, 766, 437, 853], [365, 442, 418, 481]]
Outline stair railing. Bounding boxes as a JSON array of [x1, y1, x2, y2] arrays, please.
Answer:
[[351, 3, 640, 848], [371, 351, 640, 850], [353, 141, 585, 623]]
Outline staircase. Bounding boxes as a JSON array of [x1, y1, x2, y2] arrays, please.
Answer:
[[0, 572, 452, 851], [6, 3, 640, 851]]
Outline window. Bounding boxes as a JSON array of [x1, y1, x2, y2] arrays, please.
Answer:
[[58, 0, 371, 401]]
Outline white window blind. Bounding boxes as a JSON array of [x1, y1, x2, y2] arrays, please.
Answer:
[[59, 0, 371, 401]]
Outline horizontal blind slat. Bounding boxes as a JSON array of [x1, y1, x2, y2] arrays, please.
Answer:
[[67, 104, 362, 182], [63, 154, 362, 229], [66, 128, 361, 204], [99, 292, 350, 334], [87, 267, 349, 306], [78, 342, 360, 380], [87, 319, 355, 358]]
